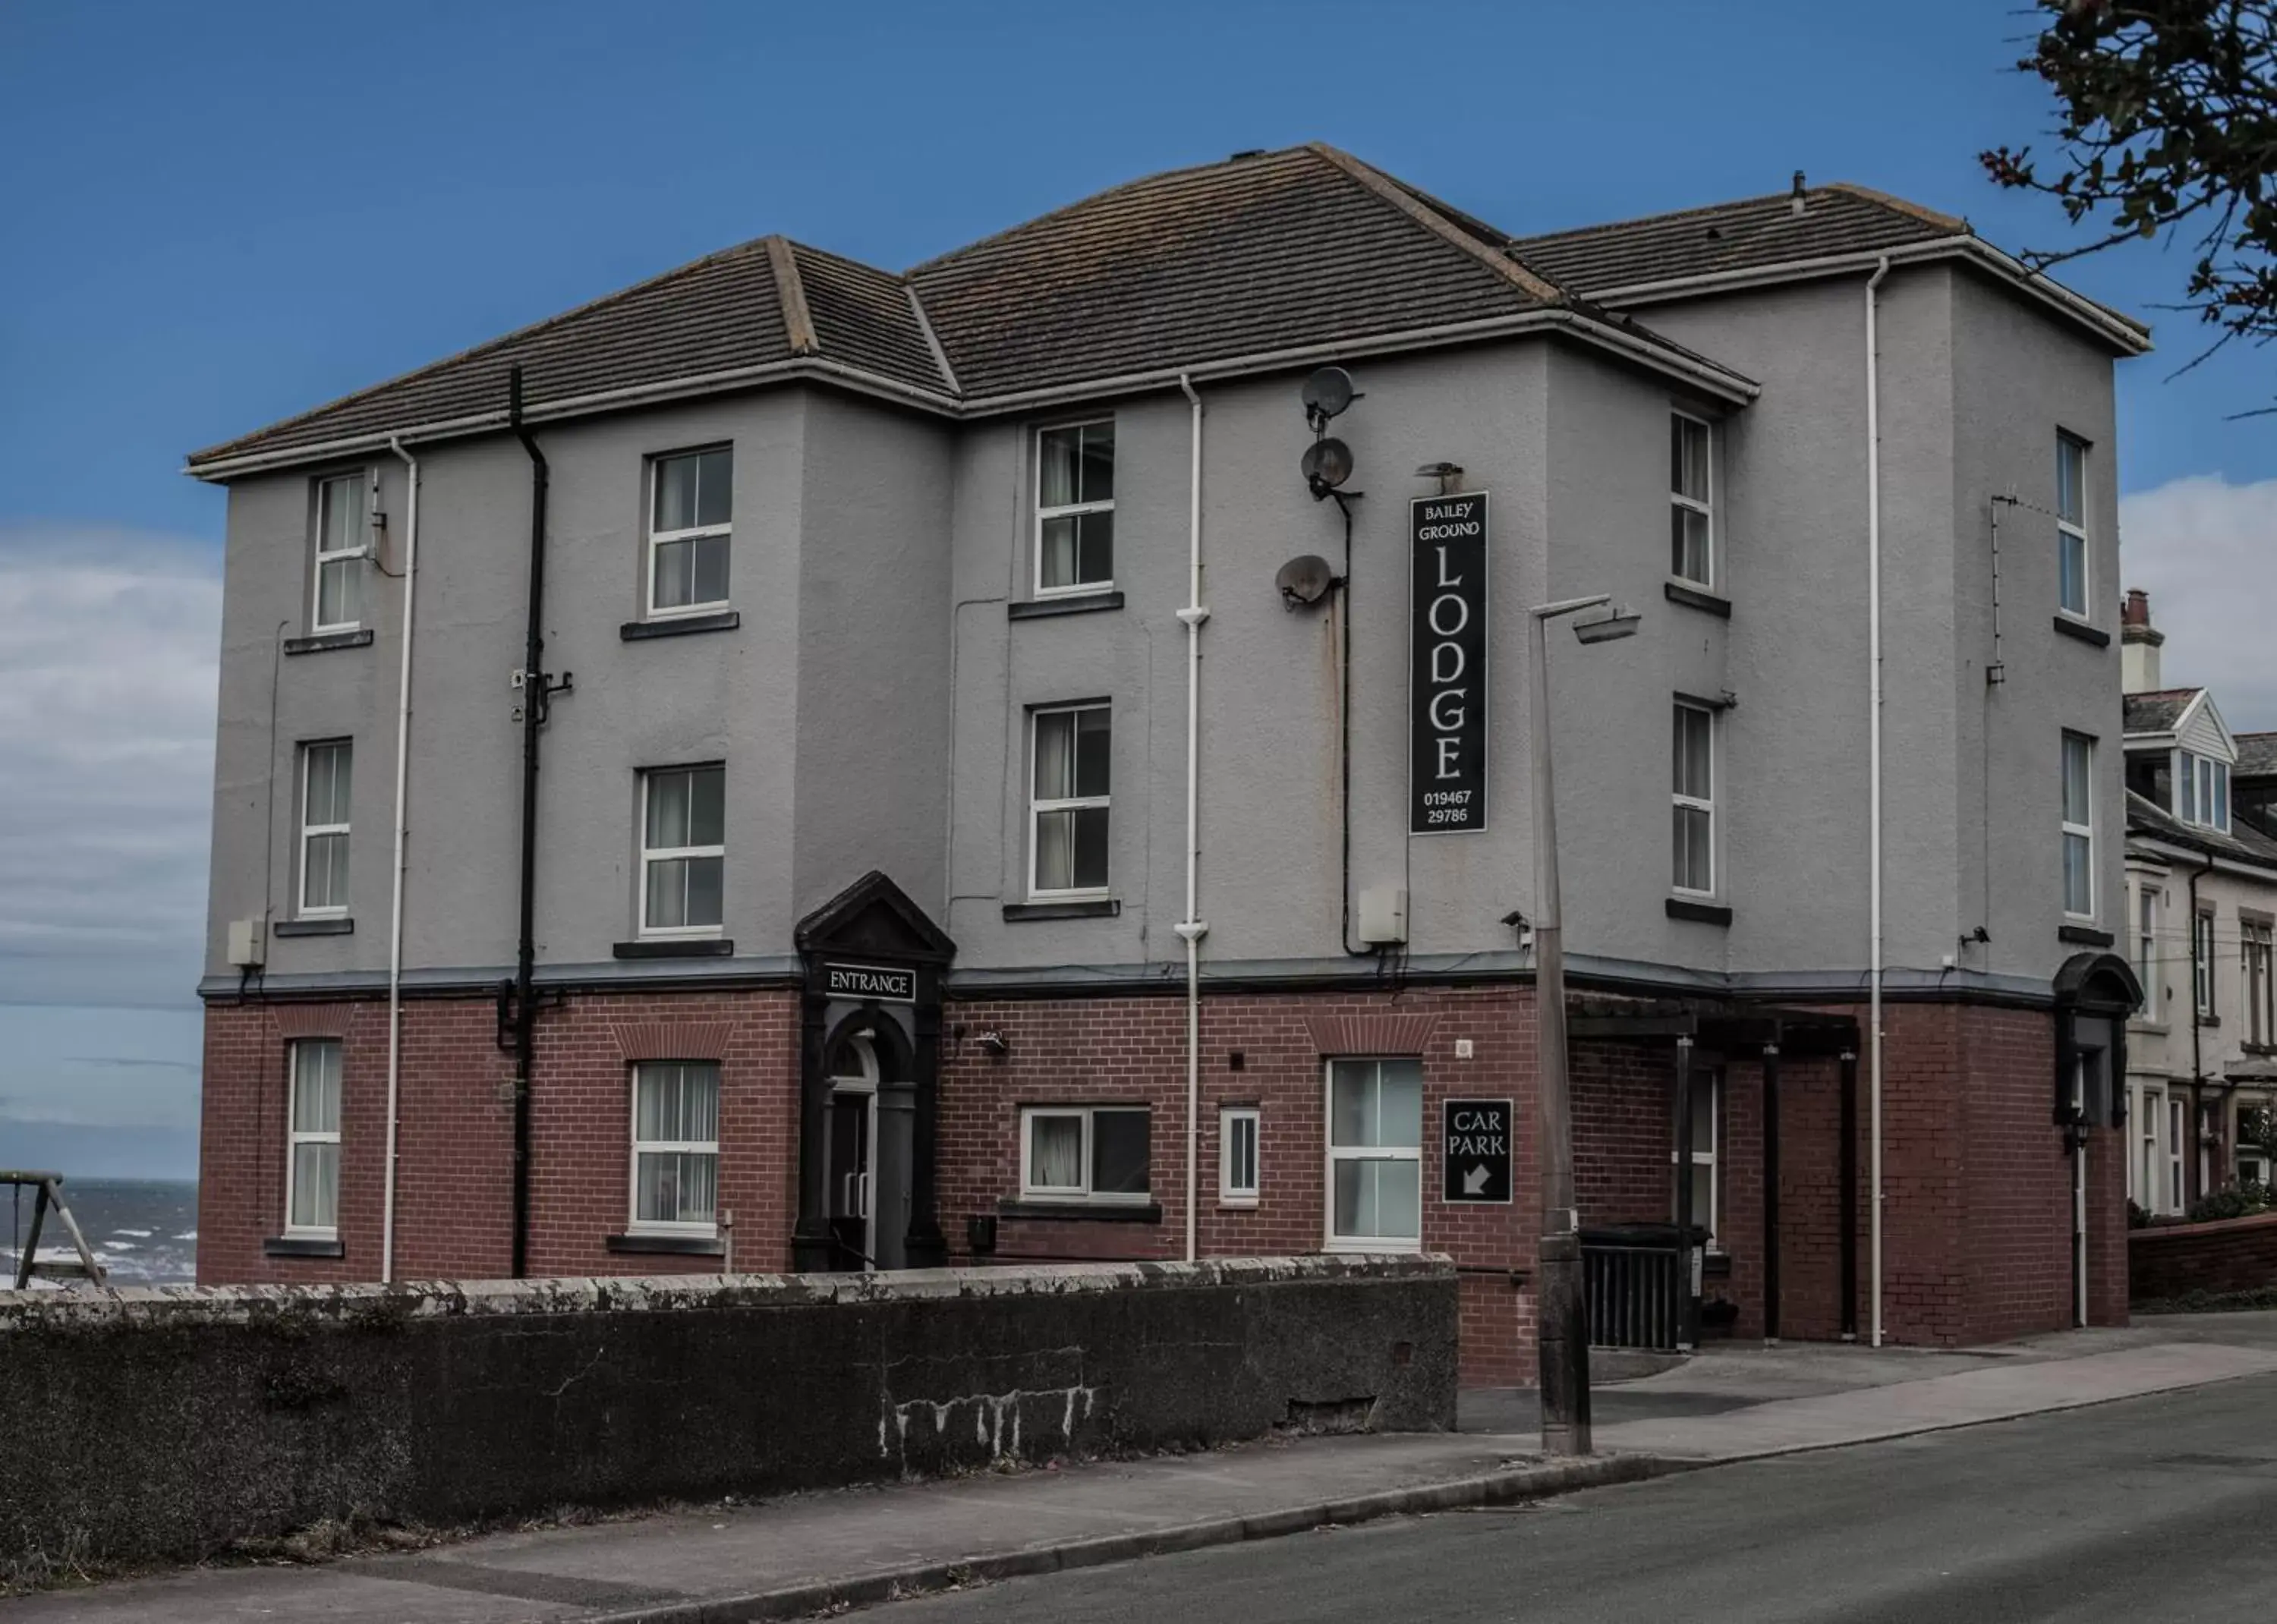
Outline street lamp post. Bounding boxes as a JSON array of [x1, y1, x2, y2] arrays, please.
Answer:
[[1530, 592, 1639, 1458]]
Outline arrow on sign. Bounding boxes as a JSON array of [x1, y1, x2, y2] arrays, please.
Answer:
[[1463, 1164, 1491, 1197]]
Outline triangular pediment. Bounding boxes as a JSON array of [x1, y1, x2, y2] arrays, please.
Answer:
[[795, 870, 956, 964]]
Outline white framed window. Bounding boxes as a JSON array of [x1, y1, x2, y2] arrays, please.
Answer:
[[298, 740, 352, 918], [1029, 704, 1110, 898], [2061, 732, 2095, 918], [2245, 919, 2275, 1048], [647, 447, 732, 617], [1672, 1073, 1721, 1245], [312, 471, 369, 633], [1019, 1106, 1151, 1204], [2178, 751, 2231, 832], [1672, 701, 1715, 895], [641, 765, 724, 936], [285, 1038, 342, 1235], [2168, 1097, 2187, 1215], [2137, 886, 2161, 1020], [2056, 432, 2090, 619], [1669, 412, 1713, 587], [2197, 908, 2219, 1018], [1326, 1059, 1422, 1250], [1220, 1106, 1260, 1205], [1035, 421, 1115, 595], [2134, 1084, 2160, 1207], [630, 1061, 720, 1232]]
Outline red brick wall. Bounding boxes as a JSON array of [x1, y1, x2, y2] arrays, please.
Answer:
[[197, 990, 798, 1288], [2130, 1210, 2277, 1301], [199, 981, 2118, 1380]]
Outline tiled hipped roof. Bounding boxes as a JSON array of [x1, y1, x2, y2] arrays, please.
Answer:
[[905, 146, 1555, 399], [184, 146, 2126, 473], [1505, 186, 1965, 296]]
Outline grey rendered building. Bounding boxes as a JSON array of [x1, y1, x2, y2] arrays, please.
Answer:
[[189, 146, 2146, 1374]]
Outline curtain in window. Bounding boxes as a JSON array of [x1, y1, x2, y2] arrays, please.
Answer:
[[634, 1063, 720, 1226], [1330, 1060, 1422, 1242], [1029, 1114, 1082, 1188]]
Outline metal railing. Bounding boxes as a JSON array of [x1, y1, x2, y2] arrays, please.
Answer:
[[1581, 1226, 1685, 1352]]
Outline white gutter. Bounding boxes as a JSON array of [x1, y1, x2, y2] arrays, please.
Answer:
[[185, 310, 1760, 482], [382, 436, 420, 1285], [1591, 237, 2151, 357], [1865, 258, 1889, 1349], [1173, 374, 1210, 1265]]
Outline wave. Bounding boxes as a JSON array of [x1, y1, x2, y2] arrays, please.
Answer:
[[112, 1228, 154, 1238]]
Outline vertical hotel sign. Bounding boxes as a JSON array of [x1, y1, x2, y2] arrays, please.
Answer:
[[1409, 492, 1488, 832]]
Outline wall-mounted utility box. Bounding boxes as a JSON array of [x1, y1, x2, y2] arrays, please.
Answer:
[[226, 917, 266, 969], [1357, 886, 1408, 945]]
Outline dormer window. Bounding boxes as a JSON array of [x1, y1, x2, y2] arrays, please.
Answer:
[[2178, 751, 2231, 832]]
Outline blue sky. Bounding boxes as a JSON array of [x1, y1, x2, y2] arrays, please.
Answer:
[[2, 0, 2273, 1179]]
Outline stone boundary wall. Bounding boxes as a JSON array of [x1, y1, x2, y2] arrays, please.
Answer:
[[0, 1255, 1453, 1574], [2130, 1210, 2277, 1301]]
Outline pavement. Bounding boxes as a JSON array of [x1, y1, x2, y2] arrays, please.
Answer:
[[19, 1314, 2277, 1622]]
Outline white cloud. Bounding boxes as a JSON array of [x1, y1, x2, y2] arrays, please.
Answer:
[[0, 525, 221, 1009], [2120, 474, 2277, 732]]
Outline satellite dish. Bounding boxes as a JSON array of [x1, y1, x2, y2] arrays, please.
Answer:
[[1301, 367, 1356, 426], [1275, 554, 1339, 609], [1302, 436, 1354, 497]]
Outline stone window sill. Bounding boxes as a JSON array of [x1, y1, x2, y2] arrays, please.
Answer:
[[614, 938, 735, 959], [2053, 615, 2111, 649], [2058, 923, 2116, 948], [997, 1199, 1162, 1224], [605, 1232, 726, 1257], [284, 629, 374, 656], [1003, 899, 1120, 922], [622, 610, 740, 641], [274, 917, 354, 938], [1009, 590, 1124, 621], [1666, 897, 1733, 927], [263, 1235, 344, 1259], [1664, 581, 1731, 619]]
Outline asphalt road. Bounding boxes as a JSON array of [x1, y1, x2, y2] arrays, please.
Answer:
[[877, 1374, 2277, 1622]]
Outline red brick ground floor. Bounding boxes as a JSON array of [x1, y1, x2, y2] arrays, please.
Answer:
[[199, 968, 2133, 1385]]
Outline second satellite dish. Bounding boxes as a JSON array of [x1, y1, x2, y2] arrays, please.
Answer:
[[1301, 366, 1356, 430]]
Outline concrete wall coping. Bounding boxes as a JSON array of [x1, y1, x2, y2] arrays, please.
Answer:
[[0, 1253, 1453, 1333]]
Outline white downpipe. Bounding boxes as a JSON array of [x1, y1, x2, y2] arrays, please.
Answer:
[[1865, 259, 1888, 1348], [383, 437, 420, 1285], [1174, 375, 1209, 1265]]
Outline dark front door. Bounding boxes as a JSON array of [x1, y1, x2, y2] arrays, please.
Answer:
[[827, 1087, 873, 1269]]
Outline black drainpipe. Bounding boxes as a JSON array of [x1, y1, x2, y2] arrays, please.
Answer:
[[1333, 494, 1374, 959], [506, 365, 562, 1277]]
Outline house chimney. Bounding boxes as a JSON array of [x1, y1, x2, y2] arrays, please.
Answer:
[[2121, 587, 2165, 693], [1791, 171, 1807, 218]]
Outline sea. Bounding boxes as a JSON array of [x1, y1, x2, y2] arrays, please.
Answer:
[[1, 1178, 197, 1289]]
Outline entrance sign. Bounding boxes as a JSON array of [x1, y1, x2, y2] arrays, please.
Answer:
[[824, 962, 916, 1004], [1441, 1097, 1513, 1204], [1409, 492, 1489, 833]]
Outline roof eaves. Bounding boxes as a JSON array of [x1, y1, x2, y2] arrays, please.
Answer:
[[184, 354, 962, 480], [1306, 143, 1562, 302], [765, 236, 819, 357]]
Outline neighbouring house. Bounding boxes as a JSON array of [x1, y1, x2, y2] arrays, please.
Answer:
[[185, 146, 2149, 1382], [2121, 590, 2277, 1215]]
